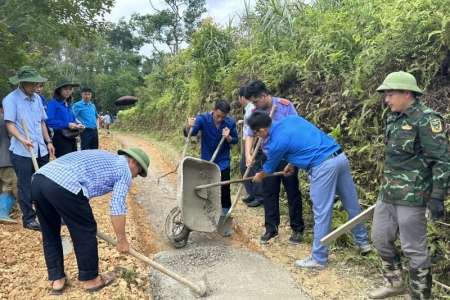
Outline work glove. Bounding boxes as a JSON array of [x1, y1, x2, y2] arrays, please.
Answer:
[[426, 199, 445, 219]]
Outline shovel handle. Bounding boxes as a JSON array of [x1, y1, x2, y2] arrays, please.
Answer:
[[21, 119, 39, 172], [96, 231, 206, 296], [195, 171, 284, 190], [225, 105, 277, 217], [210, 135, 226, 163], [181, 127, 193, 159]]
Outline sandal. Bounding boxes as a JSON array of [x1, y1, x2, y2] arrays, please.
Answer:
[[50, 277, 70, 295], [85, 272, 116, 294]]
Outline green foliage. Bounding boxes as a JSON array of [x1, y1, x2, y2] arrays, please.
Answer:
[[131, 0, 206, 56]]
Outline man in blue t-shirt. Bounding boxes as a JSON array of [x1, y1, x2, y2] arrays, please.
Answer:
[[73, 87, 99, 149], [248, 112, 371, 269], [183, 99, 238, 236]]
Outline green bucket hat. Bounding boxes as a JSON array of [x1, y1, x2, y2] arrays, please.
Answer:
[[376, 71, 423, 95], [118, 147, 150, 177], [8, 66, 48, 84], [54, 77, 80, 90]]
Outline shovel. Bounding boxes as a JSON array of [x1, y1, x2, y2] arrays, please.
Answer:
[[158, 127, 194, 183], [96, 231, 207, 296], [195, 172, 284, 199], [216, 106, 277, 236]]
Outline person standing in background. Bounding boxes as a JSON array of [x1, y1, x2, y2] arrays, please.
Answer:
[[45, 77, 84, 158], [237, 86, 264, 207], [2, 65, 55, 231], [244, 79, 304, 245], [73, 86, 99, 150]]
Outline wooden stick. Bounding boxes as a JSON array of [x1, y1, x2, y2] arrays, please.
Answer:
[[210, 136, 226, 163], [195, 172, 284, 190], [96, 231, 207, 296], [320, 204, 376, 245], [21, 119, 39, 172]]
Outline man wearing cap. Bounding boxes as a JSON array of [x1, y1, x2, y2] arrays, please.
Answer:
[[30, 147, 149, 294], [73, 86, 99, 150], [369, 72, 450, 299], [46, 77, 85, 158], [2, 66, 55, 231]]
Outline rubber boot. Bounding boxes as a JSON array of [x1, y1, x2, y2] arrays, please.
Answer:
[[368, 255, 406, 299], [408, 267, 432, 300], [220, 208, 231, 237], [0, 193, 17, 224]]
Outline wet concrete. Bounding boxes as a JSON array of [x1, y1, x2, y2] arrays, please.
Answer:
[[149, 245, 309, 300]]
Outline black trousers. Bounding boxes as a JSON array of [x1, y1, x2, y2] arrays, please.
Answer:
[[80, 128, 99, 150], [52, 131, 77, 158], [10, 150, 49, 223], [261, 156, 304, 233], [240, 149, 263, 202], [221, 167, 231, 209], [31, 174, 99, 281]]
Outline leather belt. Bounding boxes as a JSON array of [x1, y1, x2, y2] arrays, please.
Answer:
[[325, 149, 343, 161], [84, 128, 97, 131]]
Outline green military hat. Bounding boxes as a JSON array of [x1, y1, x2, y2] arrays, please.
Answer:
[[8, 66, 48, 84], [118, 147, 150, 177], [54, 77, 80, 90], [376, 71, 423, 95]]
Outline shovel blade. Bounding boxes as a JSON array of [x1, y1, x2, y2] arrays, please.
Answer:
[[194, 188, 207, 199], [216, 215, 233, 236]]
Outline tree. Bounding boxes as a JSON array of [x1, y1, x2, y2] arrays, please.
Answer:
[[0, 0, 114, 90], [131, 0, 206, 56]]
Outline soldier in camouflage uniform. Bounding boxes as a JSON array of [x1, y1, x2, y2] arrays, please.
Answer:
[[369, 71, 450, 299]]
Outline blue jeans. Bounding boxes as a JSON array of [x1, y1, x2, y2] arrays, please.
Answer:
[[308, 153, 368, 264]]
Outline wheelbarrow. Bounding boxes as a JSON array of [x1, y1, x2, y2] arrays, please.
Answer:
[[165, 156, 283, 248]]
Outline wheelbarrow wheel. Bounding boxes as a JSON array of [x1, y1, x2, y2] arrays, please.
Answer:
[[165, 207, 190, 248]]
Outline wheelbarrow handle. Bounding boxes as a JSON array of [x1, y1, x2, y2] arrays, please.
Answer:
[[181, 127, 194, 159], [96, 231, 207, 296], [195, 172, 284, 190]]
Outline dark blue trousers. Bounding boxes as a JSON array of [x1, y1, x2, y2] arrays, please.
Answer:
[[31, 174, 99, 281], [10, 150, 49, 223], [221, 167, 231, 209], [261, 156, 304, 233], [80, 128, 99, 150], [240, 149, 263, 202]]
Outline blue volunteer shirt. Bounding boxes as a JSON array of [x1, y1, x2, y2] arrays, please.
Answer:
[[36, 150, 132, 215], [45, 98, 79, 130], [248, 96, 298, 155], [263, 115, 341, 174], [72, 99, 99, 129], [3, 88, 49, 158], [183, 112, 238, 170]]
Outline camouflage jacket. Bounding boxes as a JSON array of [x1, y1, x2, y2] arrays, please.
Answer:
[[379, 100, 450, 206]]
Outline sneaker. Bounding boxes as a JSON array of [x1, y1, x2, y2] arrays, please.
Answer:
[[23, 221, 41, 231], [260, 230, 278, 244], [295, 256, 326, 270], [242, 196, 254, 204], [288, 230, 303, 245], [359, 243, 373, 255], [247, 199, 263, 207]]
